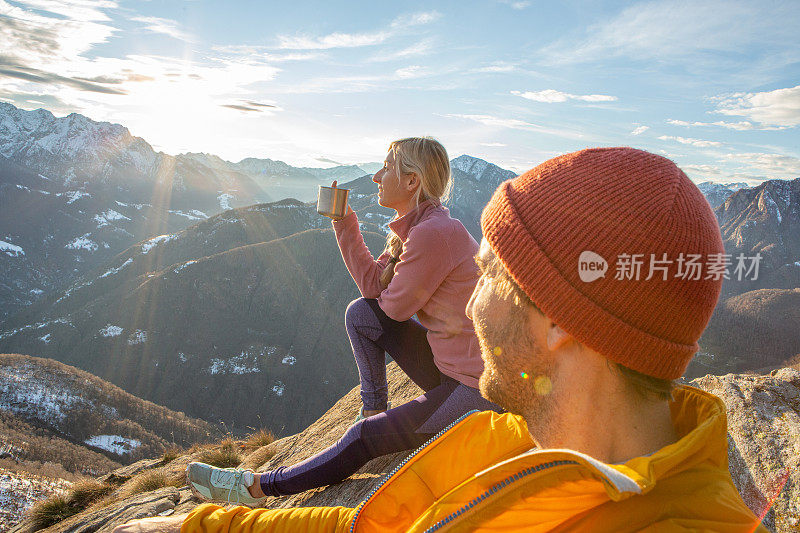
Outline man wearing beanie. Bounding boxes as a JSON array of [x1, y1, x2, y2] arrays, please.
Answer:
[[116, 148, 764, 533]]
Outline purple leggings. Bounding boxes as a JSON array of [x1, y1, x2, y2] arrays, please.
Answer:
[[260, 298, 502, 497]]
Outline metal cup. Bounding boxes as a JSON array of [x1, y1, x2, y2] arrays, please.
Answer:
[[317, 185, 350, 218]]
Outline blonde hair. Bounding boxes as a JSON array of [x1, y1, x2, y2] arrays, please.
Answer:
[[379, 137, 452, 288]]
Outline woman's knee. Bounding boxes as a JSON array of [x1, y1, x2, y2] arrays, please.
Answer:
[[336, 418, 366, 451], [345, 297, 375, 327]]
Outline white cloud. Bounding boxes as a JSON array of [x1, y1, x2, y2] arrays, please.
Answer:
[[497, 0, 531, 9], [511, 89, 617, 103], [683, 164, 722, 175], [667, 119, 756, 131], [447, 113, 541, 130], [658, 135, 722, 147], [272, 63, 446, 94], [369, 39, 434, 62], [131, 16, 192, 42], [723, 152, 800, 177], [210, 45, 322, 63], [443, 113, 584, 139], [474, 62, 517, 73], [480, 142, 507, 147], [631, 125, 649, 135], [539, 0, 800, 65], [712, 85, 800, 127], [0, 0, 118, 69], [395, 65, 426, 79], [277, 30, 390, 50], [390, 11, 442, 27], [277, 11, 440, 50], [7, 0, 116, 22]]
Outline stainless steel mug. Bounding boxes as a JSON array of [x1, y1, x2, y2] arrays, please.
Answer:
[[317, 185, 350, 218]]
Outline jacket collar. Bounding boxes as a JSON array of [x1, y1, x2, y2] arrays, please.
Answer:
[[352, 386, 731, 532], [387, 198, 442, 241], [471, 385, 730, 500]]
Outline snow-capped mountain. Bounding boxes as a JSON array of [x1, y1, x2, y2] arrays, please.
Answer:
[[696, 181, 750, 209], [715, 178, 800, 296], [0, 103, 374, 323], [232, 158, 371, 201], [0, 103, 157, 183], [450, 154, 516, 188]]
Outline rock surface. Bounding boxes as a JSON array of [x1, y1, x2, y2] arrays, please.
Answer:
[[12, 364, 799, 532], [692, 367, 800, 532]]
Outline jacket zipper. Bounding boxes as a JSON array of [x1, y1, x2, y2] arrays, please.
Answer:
[[422, 459, 578, 532], [349, 409, 480, 533]]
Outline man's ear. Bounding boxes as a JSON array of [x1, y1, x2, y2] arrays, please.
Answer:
[[546, 322, 572, 351]]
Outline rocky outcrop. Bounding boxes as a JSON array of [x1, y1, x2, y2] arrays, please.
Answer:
[[692, 367, 800, 532], [12, 364, 799, 532]]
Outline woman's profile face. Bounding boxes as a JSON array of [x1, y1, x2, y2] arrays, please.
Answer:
[[372, 149, 415, 213]]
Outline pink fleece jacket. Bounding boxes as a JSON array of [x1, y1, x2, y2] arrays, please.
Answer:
[[332, 199, 484, 388]]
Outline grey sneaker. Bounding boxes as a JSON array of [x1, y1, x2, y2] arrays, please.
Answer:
[[186, 462, 267, 507]]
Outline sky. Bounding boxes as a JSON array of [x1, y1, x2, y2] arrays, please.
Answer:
[[0, 0, 799, 184]]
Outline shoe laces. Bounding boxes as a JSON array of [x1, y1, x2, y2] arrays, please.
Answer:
[[211, 467, 248, 504], [228, 470, 243, 504]]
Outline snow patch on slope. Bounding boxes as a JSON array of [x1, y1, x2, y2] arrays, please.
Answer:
[[141, 234, 176, 254], [0, 364, 85, 422], [65, 234, 98, 251], [127, 330, 147, 345], [173, 260, 197, 273], [99, 325, 123, 337], [84, 435, 141, 455], [170, 209, 207, 220], [0, 240, 24, 257], [99, 258, 133, 279], [218, 193, 233, 210], [61, 190, 91, 204], [93, 209, 131, 227]]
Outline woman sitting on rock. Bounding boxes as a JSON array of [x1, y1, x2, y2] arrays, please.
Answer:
[[185, 136, 501, 505]]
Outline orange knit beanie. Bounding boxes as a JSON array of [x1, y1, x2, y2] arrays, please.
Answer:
[[480, 147, 724, 379]]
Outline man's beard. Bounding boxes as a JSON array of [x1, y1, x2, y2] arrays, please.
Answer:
[[476, 306, 555, 433]]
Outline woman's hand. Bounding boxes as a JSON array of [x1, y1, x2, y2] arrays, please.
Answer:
[[327, 180, 353, 220], [111, 514, 187, 533]]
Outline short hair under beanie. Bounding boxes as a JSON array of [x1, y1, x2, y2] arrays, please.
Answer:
[[480, 147, 724, 379]]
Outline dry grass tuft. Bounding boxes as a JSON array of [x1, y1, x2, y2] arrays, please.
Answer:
[[28, 493, 73, 530], [119, 469, 174, 499], [161, 445, 183, 464], [195, 438, 242, 469], [240, 444, 278, 471], [244, 428, 275, 448], [28, 479, 114, 529]]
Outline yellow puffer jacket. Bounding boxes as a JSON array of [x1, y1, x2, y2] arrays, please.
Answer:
[[182, 386, 766, 532]]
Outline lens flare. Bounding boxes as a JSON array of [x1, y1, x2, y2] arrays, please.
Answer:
[[754, 467, 790, 531], [493, 346, 502, 356], [520, 372, 529, 379], [533, 375, 552, 395]]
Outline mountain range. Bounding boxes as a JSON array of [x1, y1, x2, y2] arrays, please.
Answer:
[[1, 101, 799, 432], [0, 102, 370, 322], [696, 181, 750, 209]]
